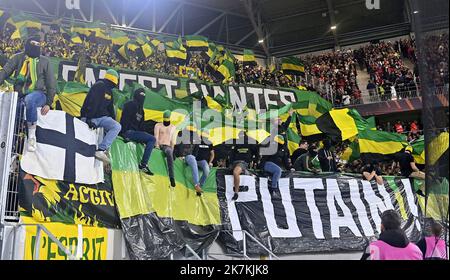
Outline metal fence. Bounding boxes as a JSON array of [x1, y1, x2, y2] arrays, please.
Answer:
[[0, 93, 24, 223], [309, 78, 448, 107]]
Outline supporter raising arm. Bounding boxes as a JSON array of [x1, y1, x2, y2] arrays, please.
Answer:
[[0, 36, 56, 152]]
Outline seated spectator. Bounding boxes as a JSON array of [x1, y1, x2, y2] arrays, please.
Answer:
[[80, 69, 121, 164], [294, 144, 321, 173], [260, 134, 290, 193], [362, 210, 422, 260], [0, 36, 56, 152], [191, 137, 215, 195], [362, 161, 384, 185], [291, 140, 308, 164], [229, 131, 259, 201], [394, 146, 425, 180], [212, 143, 228, 167], [416, 220, 448, 260], [174, 131, 204, 195], [154, 110, 177, 187], [120, 88, 155, 175], [318, 139, 338, 172]]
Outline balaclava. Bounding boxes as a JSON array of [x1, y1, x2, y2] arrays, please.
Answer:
[[24, 37, 41, 58], [163, 110, 171, 126]]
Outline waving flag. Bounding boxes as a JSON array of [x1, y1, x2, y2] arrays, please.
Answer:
[[21, 110, 104, 184], [243, 49, 257, 66], [358, 129, 407, 163], [185, 35, 209, 51], [281, 56, 305, 76]]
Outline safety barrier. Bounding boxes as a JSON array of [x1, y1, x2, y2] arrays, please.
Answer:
[[206, 230, 279, 260]]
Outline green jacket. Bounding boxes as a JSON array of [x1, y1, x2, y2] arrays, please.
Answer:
[[0, 52, 56, 106]]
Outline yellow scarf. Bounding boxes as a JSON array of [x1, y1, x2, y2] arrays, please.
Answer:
[[18, 57, 38, 93]]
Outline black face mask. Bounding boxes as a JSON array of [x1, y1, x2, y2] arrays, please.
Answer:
[[25, 39, 41, 58], [163, 121, 171, 126], [134, 94, 145, 108]]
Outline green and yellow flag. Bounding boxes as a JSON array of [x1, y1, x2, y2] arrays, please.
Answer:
[[281, 56, 305, 76], [359, 129, 407, 163], [243, 49, 257, 66], [316, 108, 371, 142], [110, 140, 220, 225], [6, 13, 41, 31], [165, 37, 187, 65], [211, 59, 234, 83], [185, 35, 209, 51], [428, 132, 449, 166], [53, 81, 90, 117], [116, 40, 141, 62], [202, 42, 217, 62], [411, 136, 425, 165], [341, 141, 360, 163], [293, 91, 332, 118], [70, 21, 111, 44], [110, 30, 129, 46]]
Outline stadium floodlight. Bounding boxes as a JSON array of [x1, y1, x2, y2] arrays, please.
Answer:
[[330, 25, 337, 30], [258, 39, 264, 43], [413, 10, 419, 14]]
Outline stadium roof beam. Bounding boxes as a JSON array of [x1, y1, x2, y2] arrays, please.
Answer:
[[268, 0, 365, 23], [217, 15, 226, 41], [243, 0, 269, 57], [90, 0, 94, 22], [166, 0, 248, 20], [158, 2, 183, 33], [326, 0, 339, 48], [152, 0, 156, 32], [194, 12, 226, 35], [128, 0, 152, 28], [31, 0, 49, 16], [78, 5, 88, 22], [235, 29, 256, 45], [101, 0, 119, 25]]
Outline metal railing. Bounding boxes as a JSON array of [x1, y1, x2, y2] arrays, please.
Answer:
[[3, 99, 26, 222], [207, 229, 280, 260], [305, 72, 449, 107], [1, 92, 21, 224], [9, 223, 77, 260]]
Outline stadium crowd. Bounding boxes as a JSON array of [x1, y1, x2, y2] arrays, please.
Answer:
[[302, 50, 362, 106], [1, 18, 441, 196]]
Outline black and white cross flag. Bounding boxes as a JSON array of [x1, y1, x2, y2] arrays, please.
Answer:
[[21, 110, 104, 184]]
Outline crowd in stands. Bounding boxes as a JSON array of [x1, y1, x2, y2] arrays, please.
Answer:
[[0, 26, 305, 91], [358, 40, 419, 101], [302, 50, 362, 106], [0, 21, 439, 185]]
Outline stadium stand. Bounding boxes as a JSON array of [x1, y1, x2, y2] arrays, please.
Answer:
[[0, 0, 448, 262]]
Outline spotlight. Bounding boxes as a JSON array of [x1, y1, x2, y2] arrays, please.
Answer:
[[258, 38, 264, 43], [330, 25, 337, 30], [413, 10, 419, 14]]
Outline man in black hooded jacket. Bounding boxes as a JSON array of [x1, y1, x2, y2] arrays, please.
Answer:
[[0, 36, 56, 152], [80, 69, 121, 164], [120, 88, 156, 175]]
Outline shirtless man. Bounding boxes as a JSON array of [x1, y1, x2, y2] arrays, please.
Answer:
[[154, 110, 177, 187]]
